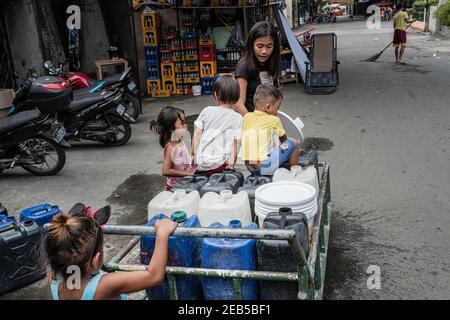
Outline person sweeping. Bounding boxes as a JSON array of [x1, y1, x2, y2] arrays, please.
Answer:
[[393, 5, 415, 64], [364, 5, 416, 63]]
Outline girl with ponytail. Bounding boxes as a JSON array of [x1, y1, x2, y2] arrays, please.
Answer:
[[150, 106, 196, 191], [45, 213, 177, 300]]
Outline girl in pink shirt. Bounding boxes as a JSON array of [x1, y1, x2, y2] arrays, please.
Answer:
[[150, 106, 195, 190]]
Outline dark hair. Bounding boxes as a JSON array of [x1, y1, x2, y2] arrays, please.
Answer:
[[150, 106, 186, 148], [254, 84, 283, 109], [397, 4, 404, 10], [45, 214, 103, 281], [243, 21, 281, 79], [213, 74, 240, 105]]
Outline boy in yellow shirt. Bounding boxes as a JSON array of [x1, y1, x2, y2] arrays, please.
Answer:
[[242, 84, 301, 176]]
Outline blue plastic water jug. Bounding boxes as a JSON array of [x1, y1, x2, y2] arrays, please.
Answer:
[[20, 204, 61, 227], [0, 214, 16, 230], [140, 212, 201, 300], [201, 220, 258, 300]]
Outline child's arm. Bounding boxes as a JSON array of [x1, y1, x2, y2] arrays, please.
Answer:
[[96, 219, 178, 299], [235, 78, 249, 116], [191, 127, 203, 163], [163, 144, 192, 177], [226, 139, 241, 170]]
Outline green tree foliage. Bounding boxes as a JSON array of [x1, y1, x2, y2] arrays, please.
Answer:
[[434, 0, 450, 26]]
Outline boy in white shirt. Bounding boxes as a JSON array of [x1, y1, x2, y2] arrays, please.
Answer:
[[192, 75, 243, 176]]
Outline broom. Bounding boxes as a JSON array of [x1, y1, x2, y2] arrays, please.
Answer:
[[363, 23, 413, 62]]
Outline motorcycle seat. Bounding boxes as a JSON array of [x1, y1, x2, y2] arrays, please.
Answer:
[[68, 92, 106, 112], [0, 109, 41, 135], [73, 87, 93, 97], [88, 73, 123, 88]]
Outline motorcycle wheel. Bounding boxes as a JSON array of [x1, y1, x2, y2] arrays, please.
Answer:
[[103, 114, 132, 147], [121, 91, 140, 121], [21, 136, 66, 176]]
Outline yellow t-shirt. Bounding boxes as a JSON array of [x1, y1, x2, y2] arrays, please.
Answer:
[[242, 110, 287, 162], [394, 11, 409, 30]]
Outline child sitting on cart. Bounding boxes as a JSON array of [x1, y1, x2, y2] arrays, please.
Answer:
[[192, 74, 243, 175], [241, 84, 301, 176]]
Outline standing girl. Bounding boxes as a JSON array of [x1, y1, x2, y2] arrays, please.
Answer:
[[150, 106, 195, 191], [235, 21, 281, 115]]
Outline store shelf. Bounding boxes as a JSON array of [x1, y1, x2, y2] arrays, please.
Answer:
[[171, 2, 282, 9]]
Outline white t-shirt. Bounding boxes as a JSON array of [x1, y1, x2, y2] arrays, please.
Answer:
[[194, 106, 243, 171]]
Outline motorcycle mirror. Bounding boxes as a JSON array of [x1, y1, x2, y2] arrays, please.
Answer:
[[44, 61, 53, 69]]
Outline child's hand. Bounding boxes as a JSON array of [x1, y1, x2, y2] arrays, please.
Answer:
[[155, 219, 178, 238]]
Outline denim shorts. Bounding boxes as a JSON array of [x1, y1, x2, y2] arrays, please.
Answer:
[[249, 139, 296, 176]]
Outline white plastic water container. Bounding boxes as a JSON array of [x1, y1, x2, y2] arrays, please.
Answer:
[[273, 166, 319, 196], [192, 85, 202, 96], [147, 190, 200, 221], [255, 181, 318, 229], [198, 190, 252, 227]]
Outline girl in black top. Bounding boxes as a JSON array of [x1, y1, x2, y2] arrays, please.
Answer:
[[235, 21, 281, 115]]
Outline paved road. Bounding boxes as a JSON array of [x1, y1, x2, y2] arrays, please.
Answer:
[[1, 19, 449, 300]]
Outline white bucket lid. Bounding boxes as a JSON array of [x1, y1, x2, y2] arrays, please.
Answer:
[[255, 181, 317, 206]]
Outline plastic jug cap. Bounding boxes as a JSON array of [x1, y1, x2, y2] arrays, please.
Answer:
[[279, 208, 292, 229], [219, 190, 233, 202], [171, 211, 187, 223], [291, 166, 303, 177], [229, 220, 242, 229], [173, 190, 186, 200], [279, 207, 293, 216]]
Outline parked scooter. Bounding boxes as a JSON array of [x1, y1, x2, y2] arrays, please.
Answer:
[[0, 109, 67, 176], [10, 67, 132, 147], [44, 61, 141, 120]]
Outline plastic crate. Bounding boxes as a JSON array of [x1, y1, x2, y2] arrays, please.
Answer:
[[183, 65, 199, 72], [199, 45, 216, 61], [200, 61, 217, 78], [143, 30, 160, 46], [170, 45, 182, 51], [201, 77, 215, 95], [145, 61, 161, 80], [163, 79, 176, 93], [160, 46, 172, 54], [144, 46, 160, 62], [161, 63, 175, 79], [141, 13, 160, 31], [184, 77, 200, 84], [152, 90, 171, 98], [147, 80, 162, 95], [183, 31, 197, 39], [183, 41, 197, 50], [199, 38, 214, 46], [185, 54, 198, 61], [182, 0, 201, 6]]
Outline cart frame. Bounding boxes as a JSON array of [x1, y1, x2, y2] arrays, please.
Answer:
[[103, 162, 331, 300]]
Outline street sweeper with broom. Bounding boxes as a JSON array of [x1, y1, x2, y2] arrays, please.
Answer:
[[393, 5, 416, 65]]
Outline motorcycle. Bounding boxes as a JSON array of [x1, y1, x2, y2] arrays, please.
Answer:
[[10, 67, 132, 147], [44, 61, 141, 121], [0, 109, 67, 176]]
